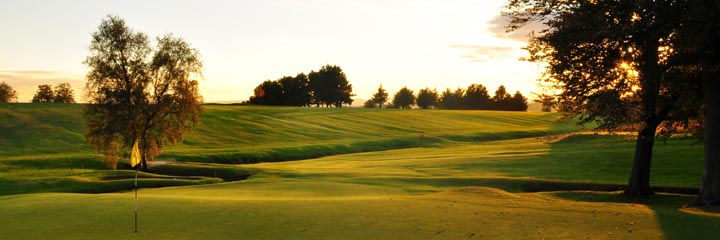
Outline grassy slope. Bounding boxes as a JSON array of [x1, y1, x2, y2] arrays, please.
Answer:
[[1, 103, 718, 239], [0, 103, 579, 195], [0, 137, 715, 239]]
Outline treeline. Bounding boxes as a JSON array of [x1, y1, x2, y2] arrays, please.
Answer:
[[249, 64, 354, 107], [0, 82, 75, 103], [32, 83, 75, 103], [366, 84, 528, 111]]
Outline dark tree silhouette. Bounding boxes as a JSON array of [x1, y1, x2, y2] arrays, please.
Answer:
[[363, 99, 377, 108], [677, 0, 720, 206], [505, 0, 690, 196], [464, 84, 491, 110], [416, 88, 439, 109], [509, 91, 528, 111], [53, 83, 75, 103], [439, 88, 464, 110], [491, 85, 512, 110], [279, 73, 311, 106], [309, 65, 353, 107], [370, 84, 389, 108], [32, 84, 55, 103], [0, 82, 17, 103], [392, 87, 415, 109], [84, 16, 203, 170], [250, 80, 283, 106]]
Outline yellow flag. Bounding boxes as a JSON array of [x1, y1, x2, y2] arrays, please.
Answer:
[[131, 140, 141, 168]]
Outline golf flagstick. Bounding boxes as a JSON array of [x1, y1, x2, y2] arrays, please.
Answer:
[[134, 167, 138, 233]]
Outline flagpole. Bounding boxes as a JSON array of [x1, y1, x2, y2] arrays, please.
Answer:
[[134, 167, 138, 233]]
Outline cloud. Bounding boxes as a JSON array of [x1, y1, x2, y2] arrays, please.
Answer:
[[0, 70, 84, 102], [449, 44, 520, 63], [486, 14, 547, 43]]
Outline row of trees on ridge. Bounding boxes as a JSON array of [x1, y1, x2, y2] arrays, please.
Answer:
[[32, 83, 75, 103], [0, 82, 76, 103], [365, 84, 528, 111], [248, 65, 354, 107]]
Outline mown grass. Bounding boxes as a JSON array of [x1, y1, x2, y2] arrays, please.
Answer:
[[1, 104, 718, 239], [0, 103, 578, 194]]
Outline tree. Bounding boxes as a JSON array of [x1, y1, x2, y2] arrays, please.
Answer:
[[363, 99, 377, 108], [509, 91, 529, 111], [392, 87, 415, 109], [249, 80, 283, 106], [439, 88, 464, 110], [416, 88, 439, 109], [280, 73, 311, 106], [84, 16, 203, 171], [53, 83, 75, 103], [534, 93, 555, 112], [32, 84, 55, 103], [505, 0, 686, 196], [0, 82, 18, 103], [464, 84, 491, 110], [370, 84, 389, 108], [491, 85, 512, 110], [678, 0, 720, 206], [309, 65, 353, 107]]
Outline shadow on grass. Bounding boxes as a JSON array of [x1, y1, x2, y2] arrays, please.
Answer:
[[553, 191, 720, 239]]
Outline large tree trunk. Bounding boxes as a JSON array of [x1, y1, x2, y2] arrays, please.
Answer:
[[625, 123, 658, 196], [625, 36, 661, 197], [693, 70, 720, 206]]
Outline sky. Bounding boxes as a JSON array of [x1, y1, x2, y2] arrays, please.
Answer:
[[0, 0, 542, 104]]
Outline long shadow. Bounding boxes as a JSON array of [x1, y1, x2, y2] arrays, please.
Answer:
[[466, 134, 715, 239], [553, 191, 720, 239]]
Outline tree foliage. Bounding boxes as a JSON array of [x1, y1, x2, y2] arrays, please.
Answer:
[[53, 83, 75, 103], [370, 85, 389, 108], [416, 88, 439, 109], [84, 16, 203, 170], [309, 65, 354, 107], [250, 66, 353, 107], [32, 84, 55, 103], [0, 82, 17, 103], [504, 0, 706, 197], [439, 88, 465, 110], [464, 84, 491, 110], [392, 87, 415, 109]]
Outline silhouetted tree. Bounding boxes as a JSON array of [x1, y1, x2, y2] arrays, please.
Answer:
[[464, 84, 491, 110], [84, 16, 203, 170], [491, 85, 512, 110], [416, 88, 439, 109], [508, 91, 528, 111], [279, 73, 311, 106], [32, 84, 55, 103], [53, 83, 75, 103], [250, 80, 283, 106], [505, 0, 688, 196], [439, 88, 464, 110], [363, 99, 377, 108], [370, 84, 389, 108], [676, 0, 720, 206], [0, 82, 18, 103], [392, 87, 415, 109], [309, 65, 353, 107]]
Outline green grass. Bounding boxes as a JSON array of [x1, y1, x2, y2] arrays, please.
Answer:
[[1, 104, 718, 239]]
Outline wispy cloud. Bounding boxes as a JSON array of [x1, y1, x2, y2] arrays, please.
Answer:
[[486, 15, 546, 42], [449, 44, 519, 63], [0, 70, 84, 102]]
